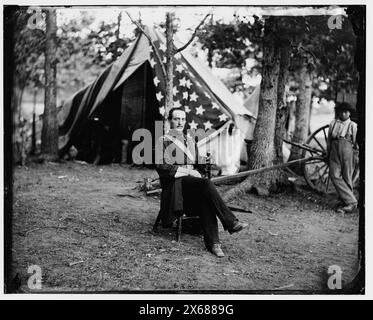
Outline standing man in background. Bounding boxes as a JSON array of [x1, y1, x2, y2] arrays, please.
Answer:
[[327, 102, 358, 213]]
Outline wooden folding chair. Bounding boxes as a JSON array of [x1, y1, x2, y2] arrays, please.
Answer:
[[153, 211, 198, 242]]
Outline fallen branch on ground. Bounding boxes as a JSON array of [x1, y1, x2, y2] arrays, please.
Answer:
[[274, 283, 294, 290], [211, 157, 311, 185], [68, 260, 84, 267], [146, 157, 311, 196], [227, 204, 253, 213]]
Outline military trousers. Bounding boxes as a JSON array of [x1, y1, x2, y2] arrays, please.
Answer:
[[181, 176, 238, 246]]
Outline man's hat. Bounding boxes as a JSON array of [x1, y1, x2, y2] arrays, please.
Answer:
[[335, 102, 356, 113]]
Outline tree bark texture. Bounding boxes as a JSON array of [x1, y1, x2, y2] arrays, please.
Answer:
[[274, 43, 291, 164], [31, 89, 37, 154], [164, 12, 174, 120], [247, 16, 280, 170], [41, 8, 59, 159], [288, 65, 313, 162], [224, 17, 292, 202], [13, 84, 26, 164]]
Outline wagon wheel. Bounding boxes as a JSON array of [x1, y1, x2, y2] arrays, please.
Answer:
[[302, 125, 331, 193], [301, 124, 360, 193]]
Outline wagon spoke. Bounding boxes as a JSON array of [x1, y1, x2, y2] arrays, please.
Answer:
[[305, 158, 327, 165], [311, 136, 326, 153], [303, 125, 331, 193], [315, 163, 328, 180], [322, 127, 328, 144], [307, 150, 315, 157], [306, 146, 325, 155], [322, 164, 329, 177], [319, 165, 329, 183], [307, 162, 327, 180]]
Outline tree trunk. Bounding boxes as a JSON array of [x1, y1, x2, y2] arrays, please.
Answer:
[[247, 17, 280, 170], [13, 82, 26, 164], [116, 11, 122, 40], [308, 102, 313, 135], [31, 89, 37, 155], [288, 65, 313, 168], [207, 14, 213, 68], [164, 12, 174, 123], [223, 17, 284, 201], [274, 43, 291, 165], [17, 83, 26, 122], [207, 48, 213, 68], [41, 8, 59, 160]]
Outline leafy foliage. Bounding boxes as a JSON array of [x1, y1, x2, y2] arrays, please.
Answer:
[[197, 15, 263, 93], [286, 15, 358, 100], [13, 8, 46, 89], [14, 9, 135, 100], [57, 11, 133, 98], [197, 13, 357, 100]]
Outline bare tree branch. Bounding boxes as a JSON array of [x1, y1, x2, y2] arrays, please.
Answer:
[[125, 11, 166, 80], [176, 13, 211, 53]]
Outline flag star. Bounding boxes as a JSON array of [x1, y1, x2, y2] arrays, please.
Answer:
[[173, 100, 181, 108], [179, 77, 187, 87], [162, 56, 167, 63], [185, 79, 192, 89], [204, 92, 211, 99], [156, 91, 164, 101], [218, 113, 228, 122], [159, 43, 167, 52], [173, 86, 179, 96], [196, 105, 205, 115], [176, 64, 184, 73], [212, 102, 219, 109], [188, 120, 198, 130], [184, 105, 191, 113], [189, 92, 198, 102], [182, 91, 189, 100], [195, 81, 202, 87], [159, 106, 165, 116], [203, 121, 213, 130], [153, 76, 160, 86], [149, 58, 156, 68]]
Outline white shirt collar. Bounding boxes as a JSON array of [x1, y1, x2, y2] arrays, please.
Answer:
[[336, 118, 351, 125]]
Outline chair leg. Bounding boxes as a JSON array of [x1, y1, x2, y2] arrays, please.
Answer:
[[176, 216, 182, 242]]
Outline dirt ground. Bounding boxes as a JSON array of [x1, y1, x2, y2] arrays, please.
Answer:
[[10, 161, 361, 293]]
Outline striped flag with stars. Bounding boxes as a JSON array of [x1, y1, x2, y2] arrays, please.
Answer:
[[148, 37, 231, 132]]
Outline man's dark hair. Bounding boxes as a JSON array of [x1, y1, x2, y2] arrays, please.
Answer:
[[168, 107, 186, 120], [335, 102, 355, 113]]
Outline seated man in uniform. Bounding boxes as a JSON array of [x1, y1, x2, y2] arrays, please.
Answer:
[[155, 107, 248, 257]]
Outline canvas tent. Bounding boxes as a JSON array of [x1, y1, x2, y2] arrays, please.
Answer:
[[244, 84, 260, 118], [58, 26, 255, 174]]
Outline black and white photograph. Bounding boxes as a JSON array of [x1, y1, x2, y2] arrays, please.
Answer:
[[2, 2, 366, 297]]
